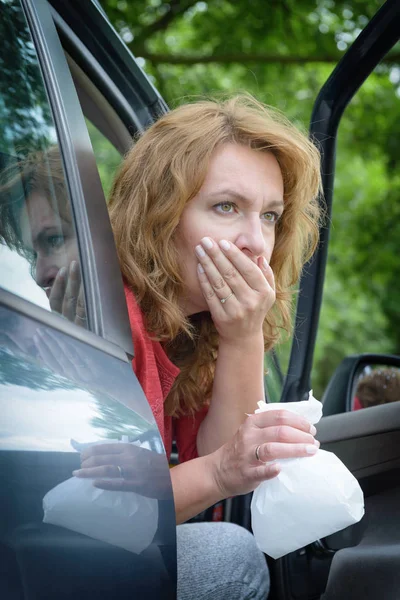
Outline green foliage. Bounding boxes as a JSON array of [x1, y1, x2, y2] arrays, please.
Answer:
[[86, 119, 122, 198], [101, 0, 400, 399]]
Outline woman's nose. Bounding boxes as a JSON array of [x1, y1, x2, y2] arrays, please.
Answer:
[[34, 254, 58, 289], [234, 219, 267, 258]]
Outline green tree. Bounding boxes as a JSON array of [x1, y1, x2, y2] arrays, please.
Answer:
[[101, 0, 400, 398]]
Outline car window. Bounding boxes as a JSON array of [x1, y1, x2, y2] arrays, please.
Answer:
[[85, 118, 122, 199], [264, 352, 283, 403], [0, 0, 87, 328]]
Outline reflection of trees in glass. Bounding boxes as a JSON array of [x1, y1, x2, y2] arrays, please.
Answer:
[[1, 348, 156, 443], [1, 347, 155, 440], [0, 0, 54, 154], [0, 349, 79, 391], [91, 393, 156, 441]]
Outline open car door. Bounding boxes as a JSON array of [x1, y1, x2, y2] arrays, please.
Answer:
[[272, 1, 400, 599]]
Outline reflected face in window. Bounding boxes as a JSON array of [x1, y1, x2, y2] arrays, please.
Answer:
[[19, 190, 79, 296]]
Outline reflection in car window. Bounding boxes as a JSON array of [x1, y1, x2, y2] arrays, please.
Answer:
[[0, 0, 87, 329]]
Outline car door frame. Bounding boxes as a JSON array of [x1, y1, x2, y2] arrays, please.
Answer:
[[271, 2, 400, 599], [281, 0, 400, 405]]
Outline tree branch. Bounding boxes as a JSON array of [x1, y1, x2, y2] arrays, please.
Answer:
[[134, 0, 199, 47], [130, 50, 400, 66]]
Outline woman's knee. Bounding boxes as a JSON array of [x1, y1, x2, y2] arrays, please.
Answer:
[[177, 522, 270, 599]]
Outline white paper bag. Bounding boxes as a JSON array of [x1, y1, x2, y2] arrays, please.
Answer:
[[43, 440, 158, 555], [250, 393, 365, 559]]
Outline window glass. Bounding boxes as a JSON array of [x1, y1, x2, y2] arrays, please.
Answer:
[[264, 352, 283, 403], [85, 119, 121, 200], [0, 0, 87, 329]]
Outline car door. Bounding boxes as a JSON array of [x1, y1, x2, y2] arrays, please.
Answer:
[[272, 1, 400, 599], [0, 1, 176, 598], [16, 2, 399, 600]]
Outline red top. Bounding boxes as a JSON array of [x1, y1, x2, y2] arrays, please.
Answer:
[[124, 284, 208, 462]]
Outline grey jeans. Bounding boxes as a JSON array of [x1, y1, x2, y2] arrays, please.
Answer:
[[176, 522, 270, 600]]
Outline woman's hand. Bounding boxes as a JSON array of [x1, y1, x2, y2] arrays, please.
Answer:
[[195, 236, 275, 344], [210, 409, 319, 498], [49, 260, 87, 328], [72, 442, 171, 500]]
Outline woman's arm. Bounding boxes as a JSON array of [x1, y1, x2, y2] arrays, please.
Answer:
[[197, 333, 265, 455], [76, 410, 317, 524], [195, 238, 275, 456], [175, 408, 317, 522], [170, 453, 223, 524]]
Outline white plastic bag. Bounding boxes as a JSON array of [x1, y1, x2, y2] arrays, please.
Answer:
[[43, 440, 158, 555], [250, 393, 365, 559]]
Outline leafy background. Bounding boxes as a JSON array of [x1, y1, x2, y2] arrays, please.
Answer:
[[98, 0, 400, 398]]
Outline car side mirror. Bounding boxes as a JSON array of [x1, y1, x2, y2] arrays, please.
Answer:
[[321, 354, 400, 416]]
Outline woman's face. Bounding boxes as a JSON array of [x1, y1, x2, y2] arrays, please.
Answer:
[[19, 191, 79, 297], [175, 143, 284, 315]]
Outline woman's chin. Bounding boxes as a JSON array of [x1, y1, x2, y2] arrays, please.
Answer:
[[183, 299, 210, 317]]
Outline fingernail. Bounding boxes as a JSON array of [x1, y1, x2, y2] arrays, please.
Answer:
[[58, 267, 67, 278], [219, 239, 230, 251], [70, 261, 78, 274], [195, 244, 206, 258], [310, 424, 317, 436], [270, 463, 280, 475], [314, 439, 320, 448], [306, 445, 318, 454], [72, 470, 81, 476], [197, 263, 204, 274], [201, 237, 213, 249], [262, 257, 269, 270]]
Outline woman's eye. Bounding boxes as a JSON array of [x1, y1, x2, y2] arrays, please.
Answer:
[[46, 235, 65, 250], [262, 211, 280, 223], [214, 202, 235, 213]]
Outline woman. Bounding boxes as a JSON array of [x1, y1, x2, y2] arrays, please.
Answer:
[[78, 94, 322, 599], [1, 94, 322, 599]]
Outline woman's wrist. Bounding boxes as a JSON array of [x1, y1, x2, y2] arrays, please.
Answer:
[[171, 452, 226, 524], [218, 331, 264, 353], [208, 445, 230, 499]]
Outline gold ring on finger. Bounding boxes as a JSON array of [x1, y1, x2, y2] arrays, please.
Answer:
[[220, 292, 234, 304], [255, 444, 262, 462]]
